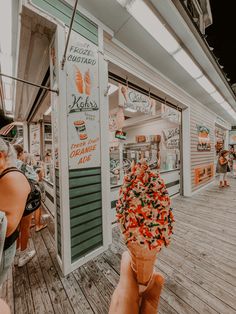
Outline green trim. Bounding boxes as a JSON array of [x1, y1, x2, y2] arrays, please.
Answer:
[[31, 0, 98, 45]]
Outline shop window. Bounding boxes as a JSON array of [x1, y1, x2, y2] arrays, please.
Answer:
[[109, 79, 181, 188]]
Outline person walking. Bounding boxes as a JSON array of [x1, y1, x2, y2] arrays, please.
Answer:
[[0, 138, 30, 284], [13, 146, 37, 267], [217, 150, 230, 188]]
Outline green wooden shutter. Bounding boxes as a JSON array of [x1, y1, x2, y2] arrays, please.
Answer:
[[31, 0, 98, 45], [69, 168, 103, 262]]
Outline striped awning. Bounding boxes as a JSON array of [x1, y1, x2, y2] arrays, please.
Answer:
[[0, 123, 15, 136]]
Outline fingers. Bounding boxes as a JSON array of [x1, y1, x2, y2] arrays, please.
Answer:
[[119, 251, 137, 289], [140, 273, 164, 314], [109, 251, 139, 314]]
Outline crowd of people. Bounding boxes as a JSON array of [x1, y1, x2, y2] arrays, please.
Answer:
[[0, 138, 48, 288]]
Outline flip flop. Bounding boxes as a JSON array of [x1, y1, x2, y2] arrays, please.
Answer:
[[35, 223, 47, 232]]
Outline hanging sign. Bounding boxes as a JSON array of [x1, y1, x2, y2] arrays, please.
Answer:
[[196, 125, 211, 151], [162, 127, 180, 149], [161, 104, 180, 124], [30, 124, 41, 158], [119, 84, 156, 115], [67, 32, 100, 169]]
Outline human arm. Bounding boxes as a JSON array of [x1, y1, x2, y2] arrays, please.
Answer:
[[219, 157, 228, 165], [0, 172, 30, 236], [109, 252, 164, 314]]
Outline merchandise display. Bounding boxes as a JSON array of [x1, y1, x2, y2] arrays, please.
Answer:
[[116, 160, 174, 285]]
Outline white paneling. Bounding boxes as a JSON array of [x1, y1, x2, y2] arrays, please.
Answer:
[[190, 104, 215, 192]]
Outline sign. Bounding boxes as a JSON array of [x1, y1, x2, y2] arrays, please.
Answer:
[[162, 127, 180, 149], [229, 131, 236, 144], [195, 164, 214, 185], [115, 130, 126, 140], [196, 125, 211, 151], [161, 104, 180, 124], [30, 124, 41, 157], [67, 32, 100, 169], [119, 84, 156, 115]]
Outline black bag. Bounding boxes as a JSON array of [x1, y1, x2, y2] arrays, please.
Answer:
[[0, 167, 41, 216], [227, 164, 231, 173]]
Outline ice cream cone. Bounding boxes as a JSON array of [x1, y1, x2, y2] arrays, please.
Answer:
[[75, 67, 84, 94], [85, 69, 91, 96], [128, 242, 158, 286]]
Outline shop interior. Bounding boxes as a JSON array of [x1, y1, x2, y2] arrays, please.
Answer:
[[29, 92, 54, 216], [108, 65, 182, 211]]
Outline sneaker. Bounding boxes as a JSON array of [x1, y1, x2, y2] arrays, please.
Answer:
[[18, 250, 36, 267]]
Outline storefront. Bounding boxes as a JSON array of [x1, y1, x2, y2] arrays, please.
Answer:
[[108, 72, 181, 220], [14, 0, 234, 275]]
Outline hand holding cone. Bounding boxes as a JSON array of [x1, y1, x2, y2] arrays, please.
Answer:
[[116, 160, 174, 288]]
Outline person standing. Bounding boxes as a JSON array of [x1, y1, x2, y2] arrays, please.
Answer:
[[217, 150, 230, 188], [0, 138, 30, 284], [13, 146, 37, 267]]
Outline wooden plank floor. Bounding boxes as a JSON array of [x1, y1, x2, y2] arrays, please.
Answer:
[[1, 179, 236, 313]]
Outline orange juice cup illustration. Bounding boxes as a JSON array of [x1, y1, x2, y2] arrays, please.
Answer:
[[75, 67, 84, 94], [74, 120, 88, 140], [85, 69, 91, 96]]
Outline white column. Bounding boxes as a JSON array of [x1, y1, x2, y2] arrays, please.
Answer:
[[56, 25, 72, 275], [182, 107, 192, 196], [98, 26, 112, 248]]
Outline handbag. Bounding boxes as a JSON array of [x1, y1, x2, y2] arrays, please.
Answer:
[[227, 164, 231, 172]]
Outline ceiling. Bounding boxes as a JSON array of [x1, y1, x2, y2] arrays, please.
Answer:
[[79, 0, 236, 124]]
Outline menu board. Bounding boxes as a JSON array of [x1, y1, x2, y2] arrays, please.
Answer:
[[66, 32, 100, 169]]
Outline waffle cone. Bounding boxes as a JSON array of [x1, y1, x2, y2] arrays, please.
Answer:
[[128, 243, 158, 286]]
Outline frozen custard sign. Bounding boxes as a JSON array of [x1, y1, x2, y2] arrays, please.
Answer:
[[67, 32, 100, 169]]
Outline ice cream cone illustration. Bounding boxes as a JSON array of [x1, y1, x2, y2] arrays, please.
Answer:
[[121, 85, 128, 102], [85, 69, 91, 96], [75, 67, 84, 94], [116, 160, 174, 288]]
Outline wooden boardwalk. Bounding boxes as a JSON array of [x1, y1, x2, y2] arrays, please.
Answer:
[[1, 179, 236, 313]]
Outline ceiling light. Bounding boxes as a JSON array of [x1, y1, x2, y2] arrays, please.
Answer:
[[45, 106, 52, 115], [172, 49, 202, 79], [210, 91, 224, 104], [108, 83, 118, 96], [126, 0, 180, 54], [196, 75, 216, 94]]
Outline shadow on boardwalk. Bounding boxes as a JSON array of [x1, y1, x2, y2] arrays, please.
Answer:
[[1, 180, 236, 313]]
